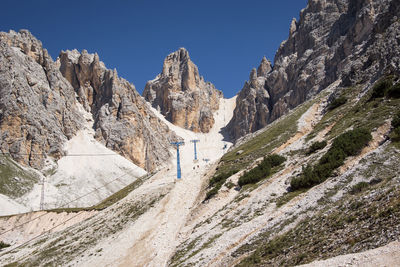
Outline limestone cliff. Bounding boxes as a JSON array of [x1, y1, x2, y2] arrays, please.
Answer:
[[0, 30, 83, 169], [227, 57, 272, 140], [229, 0, 400, 140], [143, 48, 222, 133], [57, 49, 178, 170]]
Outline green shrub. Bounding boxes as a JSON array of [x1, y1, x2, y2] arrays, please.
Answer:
[[291, 128, 371, 191], [238, 154, 286, 187], [205, 169, 238, 200], [208, 170, 238, 188], [387, 82, 400, 98], [392, 111, 400, 129], [0, 241, 10, 250], [390, 111, 400, 141], [264, 154, 286, 167], [225, 181, 235, 189], [330, 128, 372, 157], [205, 187, 219, 200], [328, 96, 347, 110], [370, 77, 393, 100], [307, 140, 327, 155], [350, 182, 369, 194]]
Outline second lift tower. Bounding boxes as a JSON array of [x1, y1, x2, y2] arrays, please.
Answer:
[[190, 139, 200, 161]]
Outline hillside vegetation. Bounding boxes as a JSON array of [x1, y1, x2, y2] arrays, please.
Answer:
[[169, 76, 400, 266]]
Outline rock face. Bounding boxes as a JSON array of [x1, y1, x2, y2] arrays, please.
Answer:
[[0, 30, 83, 168], [229, 0, 400, 140], [143, 48, 222, 133], [227, 57, 272, 140], [57, 49, 178, 171], [0, 30, 178, 172]]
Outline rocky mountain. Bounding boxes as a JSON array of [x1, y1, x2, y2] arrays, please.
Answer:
[[0, 30, 179, 173], [229, 0, 400, 140], [227, 57, 272, 140], [57, 49, 178, 170], [1, 0, 400, 266], [0, 30, 83, 169], [143, 48, 222, 133]]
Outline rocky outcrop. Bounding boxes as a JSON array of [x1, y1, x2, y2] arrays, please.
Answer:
[[0, 30, 83, 168], [143, 48, 222, 133], [227, 57, 272, 140], [229, 0, 400, 140], [58, 49, 178, 171]]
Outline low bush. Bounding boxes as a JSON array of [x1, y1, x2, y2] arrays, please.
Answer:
[[392, 111, 400, 129], [387, 82, 400, 98], [0, 241, 10, 250], [205, 169, 238, 200], [328, 96, 347, 110], [238, 154, 286, 187], [391, 111, 400, 141], [307, 140, 327, 155], [370, 77, 393, 100], [350, 182, 369, 194], [291, 128, 372, 191], [369, 76, 400, 100], [205, 187, 219, 200]]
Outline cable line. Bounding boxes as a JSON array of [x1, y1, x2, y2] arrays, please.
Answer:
[[0, 172, 131, 237]]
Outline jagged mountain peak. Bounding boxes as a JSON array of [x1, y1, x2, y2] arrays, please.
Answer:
[[228, 0, 400, 141], [143, 48, 222, 133], [58, 49, 179, 171], [257, 56, 272, 77]]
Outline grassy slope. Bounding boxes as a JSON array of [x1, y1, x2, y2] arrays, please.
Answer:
[[0, 155, 41, 198], [170, 79, 400, 266], [237, 145, 400, 266], [235, 81, 400, 266], [216, 97, 317, 176]]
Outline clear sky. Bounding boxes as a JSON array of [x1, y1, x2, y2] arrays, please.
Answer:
[[1, 0, 308, 98]]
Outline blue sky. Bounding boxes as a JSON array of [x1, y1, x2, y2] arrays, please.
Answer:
[[1, 0, 308, 97]]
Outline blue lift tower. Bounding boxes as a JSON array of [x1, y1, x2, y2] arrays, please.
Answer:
[[190, 139, 200, 161], [170, 141, 184, 179]]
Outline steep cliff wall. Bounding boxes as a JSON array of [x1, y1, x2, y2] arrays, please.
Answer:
[[58, 49, 178, 170], [229, 0, 400, 140], [0, 30, 82, 169], [143, 48, 222, 133]]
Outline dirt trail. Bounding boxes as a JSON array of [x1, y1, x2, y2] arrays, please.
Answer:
[[273, 101, 321, 154]]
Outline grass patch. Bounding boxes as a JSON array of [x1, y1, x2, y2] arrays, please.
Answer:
[[349, 182, 369, 194], [291, 128, 372, 191], [275, 189, 307, 208], [0, 155, 41, 198]]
